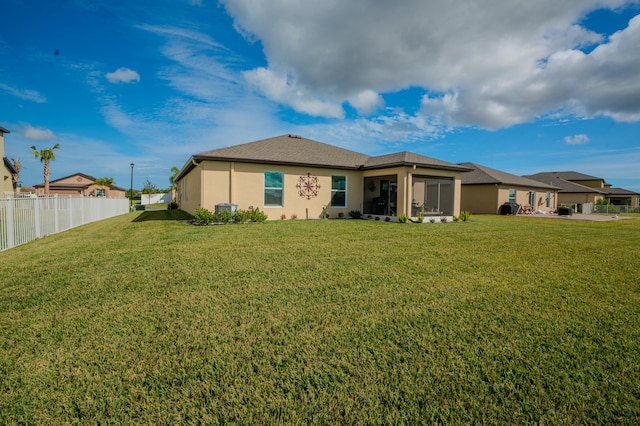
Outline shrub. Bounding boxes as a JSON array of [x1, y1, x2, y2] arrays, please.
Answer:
[[290, 214, 298, 220], [280, 213, 287, 220], [193, 208, 215, 225], [168, 200, 179, 210], [429, 218, 436, 223], [348, 210, 362, 219], [338, 212, 345, 218], [249, 207, 268, 223], [385, 216, 391, 222], [440, 216, 448, 223], [232, 209, 252, 223], [214, 209, 233, 223], [398, 214, 409, 223], [459, 211, 472, 222], [321, 207, 330, 219], [453, 216, 460, 222], [375, 216, 380, 221]]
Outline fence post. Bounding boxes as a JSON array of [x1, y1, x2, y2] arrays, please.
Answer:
[[5, 198, 15, 250], [34, 197, 42, 238]]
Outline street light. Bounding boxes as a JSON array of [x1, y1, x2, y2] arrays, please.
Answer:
[[130, 163, 134, 211]]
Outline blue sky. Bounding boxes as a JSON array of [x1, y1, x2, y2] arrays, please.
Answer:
[[1, 0, 639, 192]]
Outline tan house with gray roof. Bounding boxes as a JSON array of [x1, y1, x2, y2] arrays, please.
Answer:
[[525, 171, 639, 211], [175, 134, 471, 221], [460, 162, 559, 214], [34, 173, 126, 198]]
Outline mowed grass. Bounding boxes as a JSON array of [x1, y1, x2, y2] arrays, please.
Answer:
[[1, 212, 639, 424]]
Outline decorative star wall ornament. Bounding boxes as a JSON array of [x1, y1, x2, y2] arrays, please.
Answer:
[[296, 173, 321, 200]]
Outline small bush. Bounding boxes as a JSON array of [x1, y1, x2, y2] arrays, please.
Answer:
[[249, 207, 268, 223], [348, 210, 362, 219], [214, 210, 233, 223], [193, 208, 215, 225], [453, 216, 460, 222], [398, 214, 409, 223], [459, 211, 472, 222], [232, 209, 252, 223], [338, 212, 345, 218], [375, 216, 380, 221], [290, 214, 298, 220], [168, 200, 179, 210], [440, 216, 448, 223], [385, 216, 391, 222], [280, 213, 287, 220], [429, 218, 436, 223]]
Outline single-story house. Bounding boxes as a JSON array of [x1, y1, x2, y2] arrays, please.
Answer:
[[459, 162, 559, 214], [1, 126, 18, 195], [174, 134, 472, 220], [34, 173, 126, 198]]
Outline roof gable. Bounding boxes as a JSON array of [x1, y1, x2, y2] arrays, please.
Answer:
[[460, 162, 557, 189], [528, 171, 604, 182]]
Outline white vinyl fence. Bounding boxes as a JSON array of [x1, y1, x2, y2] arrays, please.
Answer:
[[0, 195, 129, 252]]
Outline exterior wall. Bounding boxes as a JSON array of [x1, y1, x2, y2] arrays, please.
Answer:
[[199, 161, 363, 220], [558, 192, 602, 206], [177, 165, 202, 214], [178, 161, 464, 219], [576, 179, 605, 189], [462, 185, 558, 214], [461, 185, 499, 214]]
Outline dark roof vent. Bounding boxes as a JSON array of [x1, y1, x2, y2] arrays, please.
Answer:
[[287, 134, 302, 139]]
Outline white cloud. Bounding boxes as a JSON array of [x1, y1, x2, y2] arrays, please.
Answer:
[[0, 83, 46, 103], [564, 134, 590, 145], [221, 0, 640, 128], [105, 67, 141, 84], [23, 125, 57, 140]]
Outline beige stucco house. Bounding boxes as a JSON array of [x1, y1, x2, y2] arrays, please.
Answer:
[[459, 162, 559, 214], [525, 172, 606, 211], [175, 134, 471, 221], [1, 126, 19, 195], [526, 171, 639, 211], [34, 173, 126, 198]]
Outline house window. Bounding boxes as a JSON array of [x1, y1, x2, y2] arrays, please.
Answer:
[[508, 189, 516, 202], [264, 171, 284, 207], [96, 188, 106, 197], [528, 191, 536, 207], [546, 192, 551, 208], [331, 176, 347, 207]]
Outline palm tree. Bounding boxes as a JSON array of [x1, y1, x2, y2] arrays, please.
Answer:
[[30, 144, 60, 194], [169, 166, 180, 189]]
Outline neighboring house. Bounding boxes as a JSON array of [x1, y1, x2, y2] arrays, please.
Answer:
[[604, 187, 640, 209], [459, 162, 559, 214], [525, 171, 607, 211], [175, 134, 471, 220], [1, 126, 18, 195], [526, 171, 639, 210], [33, 173, 126, 197]]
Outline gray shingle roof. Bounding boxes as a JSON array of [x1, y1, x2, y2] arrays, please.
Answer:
[[365, 152, 471, 171], [180, 135, 470, 179], [524, 173, 605, 193], [459, 162, 557, 189], [195, 134, 369, 169], [526, 171, 604, 182], [606, 187, 639, 196]]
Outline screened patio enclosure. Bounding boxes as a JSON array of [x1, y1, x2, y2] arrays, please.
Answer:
[[412, 176, 454, 216], [363, 175, 454, 217]]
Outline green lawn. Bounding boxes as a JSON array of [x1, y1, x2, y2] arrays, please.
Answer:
[[1, 213, 639, 424]]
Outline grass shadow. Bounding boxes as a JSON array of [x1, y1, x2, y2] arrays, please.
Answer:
[[132, 210, 193, 222]]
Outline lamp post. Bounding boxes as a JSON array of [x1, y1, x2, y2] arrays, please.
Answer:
[[130, 163, 134, 211]]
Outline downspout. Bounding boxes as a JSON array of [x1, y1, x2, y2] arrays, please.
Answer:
[[229, 162, 235, 204]]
